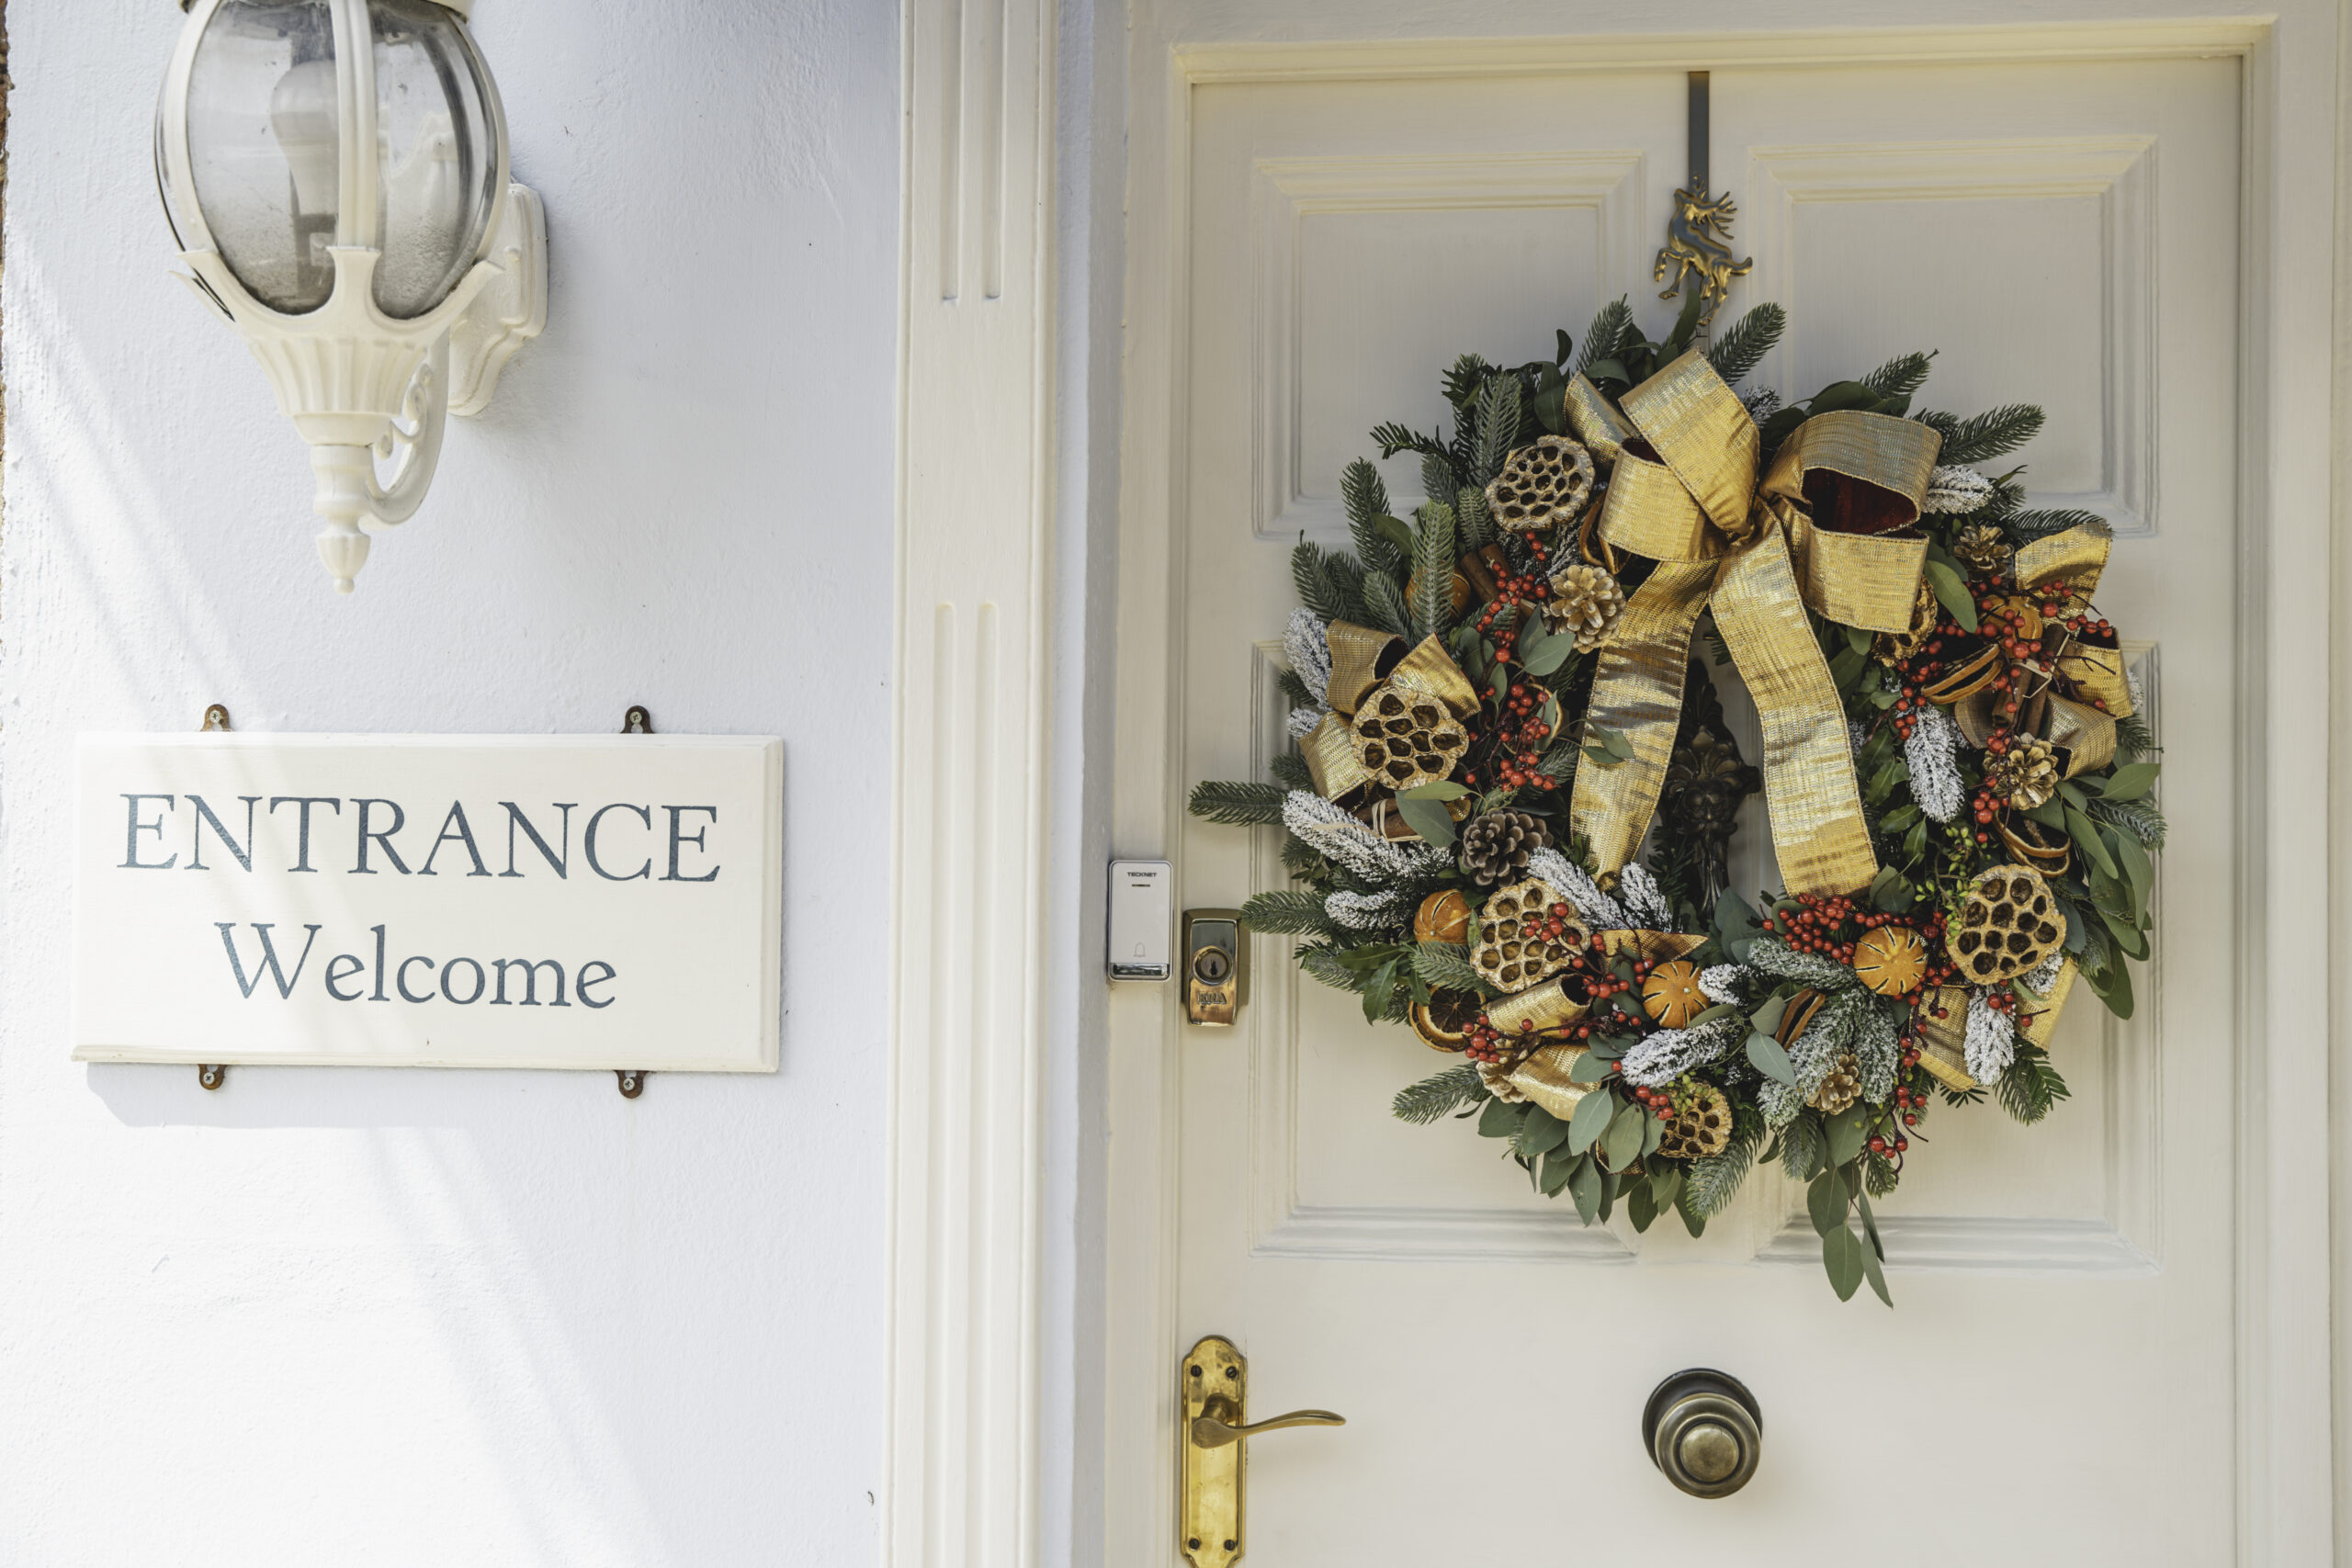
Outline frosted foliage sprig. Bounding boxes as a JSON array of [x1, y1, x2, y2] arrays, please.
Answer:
[[1699, 964, 1752, 1006], [1287, 705, 1329, 740], [1324, 889, 1403, 931], [1905, 703, 1965, 822], [1284, 608, 1333, 704], [1618, 1016, 1745, 1089], [1759, 992, 1858, 1127], [1523, 847, 1626, 930], [1921, 465, 1996, 514], [1283, 792, 1449, 885], [1618, 863, 1672, 929], [1853, 999, 1901, 1104], [1964, 989, 2018, 1083], [1746, 937, 1852, 992], [2022, 952, 2064, 995]]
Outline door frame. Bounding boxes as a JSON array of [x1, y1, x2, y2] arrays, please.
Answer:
[[1095, 13, 2341, 1565]]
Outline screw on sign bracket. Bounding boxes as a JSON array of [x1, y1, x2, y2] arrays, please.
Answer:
[[198, 705, 235, 1089], [615, 705, 653, 1097]]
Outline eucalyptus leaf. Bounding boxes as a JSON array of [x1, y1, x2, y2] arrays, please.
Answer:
[[1477, 1098, 1522, 1140], [2066, 806, 2119, 880], [1923, 560, 1980, 631], [2113, 830, 2153, 910], [1568, 1156, 1603, 1224], [1515, 1105, 1571, 1160], [1567, 1051, 1616, 1085], [1860, 1241, 1894, 1306], [1685, 1003, 1742, 1029], [1361, 959, 1399, 1023], [1827, 1111, 1865, 1167], [1642, 1109, 1668, 1157], [2095, 761, 2160, 803], [1821, 1224, 1867, 1302], [1746, 1029, 1798, 1087], [1627, 1179, 1658, 1234], [1515, 614, 1566, 676], [1807, 1168, 1849, 1236], [1856, 1190, 1885, 1262], [1649, 1163, 1682, 1210], [1398, 781, 1471, 801], [1374, 514, 1418, 558], [2098, 907, 2149, 961], [1601, 1103, 1646, 1170], [1541, 1146, 1578, 1196], [1567, 1084, 1616, 1154], [1396, 795, 1457, 848]]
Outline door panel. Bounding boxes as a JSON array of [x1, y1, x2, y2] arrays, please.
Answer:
[[1176, 55, 2236, 1564]]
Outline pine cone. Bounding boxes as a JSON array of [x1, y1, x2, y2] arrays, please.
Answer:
[[1953, 523, 2011, 576], [1989, 736, 2061, 811], [1547, 563, 1626, 652], [1809, 1053, 1862, 1116], [1658, 1086, 1733, 1160], [1458, 808, 1552, 886], [1484, 436, 1594, 533]]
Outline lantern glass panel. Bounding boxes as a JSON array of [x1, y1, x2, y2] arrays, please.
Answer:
[[186, 0, 342, 315], [368, 0, 502, 320]]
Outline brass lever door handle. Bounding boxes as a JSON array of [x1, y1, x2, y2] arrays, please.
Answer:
[[1181, 1337, 1344, 1568], [1190, 1408, 1346, 1449]]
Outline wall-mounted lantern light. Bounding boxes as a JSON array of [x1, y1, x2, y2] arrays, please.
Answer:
[[156, 0, 547, 593]]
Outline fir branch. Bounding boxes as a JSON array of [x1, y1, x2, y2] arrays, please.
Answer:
[[1277, 668, 1316, 707], [1300, 945, 1354, 992], [1862, 350, 1935, 399], [1240, 888, 1338, 936], [1280, 834, 1329, 884], [2112, 713, 2161, 763], [1995, 1045, 2072, 1124], [1683, 1123, 1758, 1219], [1372, 422, 1456, 478], [1576, 299, 1634, 376], [1918, 403, 2046, 463], [1410, 942, 1490, 995], [1188, 780, 1288, 826], [1360, 567, 1413, 637], [1862, 1149, 1900, 1198], [1269, 750, 1315, 794], [1455, 486, 1496, 551], [1414, 505, 1458, 639], [2006, 508, 2109, 543], [2087, 794, 2167, 851], [1392, 1065, 1487, 1125], [1441, 353, 1496, 410], [1341, 459, 1401, 573], [1290, 541, 1364, 626], [1470, 375, 1524, 487], [1420, 454, 1460, 513], [1706, 303, 1786, 387], [1779, 1110, 1827, 1181]]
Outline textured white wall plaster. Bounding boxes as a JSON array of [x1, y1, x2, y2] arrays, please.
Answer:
[[1, 3, 897, 1562]]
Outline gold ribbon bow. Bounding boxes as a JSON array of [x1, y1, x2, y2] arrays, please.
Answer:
[[1567, 352, 1942, 897], [1936, 525, 2134, 778], [1474, 927, 1710, 1118]]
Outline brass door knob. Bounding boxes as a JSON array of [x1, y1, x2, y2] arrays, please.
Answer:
[[1643, 1369, 1762, 1498]]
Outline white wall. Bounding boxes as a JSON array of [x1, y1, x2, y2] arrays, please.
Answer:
[[1, 4, 899, 1562]]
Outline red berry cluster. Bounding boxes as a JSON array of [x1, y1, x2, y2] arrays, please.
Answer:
[[1628, 1083, 1676, 1122], [1469, 539, 1555, 665], [1762, 892, 1957, 999], [1487, 682, 1555, 791]]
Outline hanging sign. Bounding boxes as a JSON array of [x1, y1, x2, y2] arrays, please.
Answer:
[[72, 733, 784, 1072]]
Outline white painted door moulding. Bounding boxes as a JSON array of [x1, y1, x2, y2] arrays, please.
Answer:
[[887, 0, 1057, 1563]]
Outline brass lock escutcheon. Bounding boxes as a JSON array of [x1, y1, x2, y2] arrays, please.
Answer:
[[1180, 1337, 1344, 1567], [1643, 1368, 1763, 1498]]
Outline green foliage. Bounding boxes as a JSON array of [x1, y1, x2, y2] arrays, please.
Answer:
[[1290, 540, 1366, 626], [2111, 714, 2160, 764], [1779, 1109, 1828, 1181], [1370, 421, 1459, 489], [1576, 299, 1635, 376], [1469, 375, 1524, 488], [1268, 750, 1314, 794], [1359, 564, 1413, 637], [1188, 779, 1287, 826], [1410, 942, 1491, 996], [1682, 1126, 1758, 1220], [1276, 668, 1315, 707], [1918, 403, 2046, 463], [1995, 1045, 2072, 1124], [1341, 459, 1401, 573], [1455, 486, 1496, 551], [1392, 1065, 1487, 1125], [2006, 508, 2109, 543], [1414, 506, 1458, 639], [1862, 350, 1935, 399], [1240, 888, 1336, 936], [1705, 303, 1786, 386], [2087, 794, 2167, 851]]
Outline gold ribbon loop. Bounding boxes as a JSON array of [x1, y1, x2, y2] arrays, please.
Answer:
[[1386, 635, 1481, 716], [1565, 373, 1633, 465], [1570, 351, 1940, 897], [2015, 524, 2111, 604], [1301, 712, 1376, 806], [1325, 621, 1406, 716]]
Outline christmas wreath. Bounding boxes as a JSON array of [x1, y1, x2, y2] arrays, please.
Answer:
[[1188, 294, 2162, 1303]]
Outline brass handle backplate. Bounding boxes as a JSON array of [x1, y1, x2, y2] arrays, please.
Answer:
[[1180, 1337, 1345, 1567], [1643, 1368, 1763, 1498]]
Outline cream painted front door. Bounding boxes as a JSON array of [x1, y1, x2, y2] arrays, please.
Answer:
[[1147, 39, 2243, 1567]]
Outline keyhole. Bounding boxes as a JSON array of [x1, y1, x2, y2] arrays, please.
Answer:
[[1193, 948, 1231, 984]]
